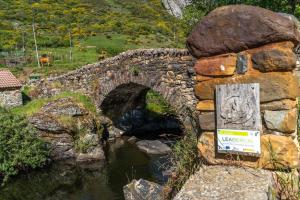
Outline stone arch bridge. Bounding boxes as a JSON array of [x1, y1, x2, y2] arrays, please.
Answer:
[[29, 49, 200, 133]]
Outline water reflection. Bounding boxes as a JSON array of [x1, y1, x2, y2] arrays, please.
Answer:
[[0, 139, 170, 200]]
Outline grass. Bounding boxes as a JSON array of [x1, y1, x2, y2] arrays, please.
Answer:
[[272, 169, 300, 200], [164, 132, 201, 199], [264, 134, 300, 200], [4, 32, 185, 80], [145, 90, 175, 115], [1, 0, 186, 79], [11, 91, 97, 116]]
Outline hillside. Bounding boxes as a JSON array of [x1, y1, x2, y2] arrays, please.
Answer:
[[0, 0, 185, 78]]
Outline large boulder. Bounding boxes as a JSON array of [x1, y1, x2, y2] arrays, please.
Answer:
[[187, 5, 300, 58], [29, 113, 67, 133], [174, 165, 273, 200], [123, 179, 163, 200], [28, 97, 104, 161]]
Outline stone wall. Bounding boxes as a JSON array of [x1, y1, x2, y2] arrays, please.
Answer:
[[29, 49, 199, 133], [188, 5, 300, 170], [0, 88, 22, 108]]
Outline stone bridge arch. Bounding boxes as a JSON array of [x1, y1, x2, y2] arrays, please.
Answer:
[[30, 49, 200, 133]]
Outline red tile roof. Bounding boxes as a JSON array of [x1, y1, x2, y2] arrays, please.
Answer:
[[0, 70, 22, 89]]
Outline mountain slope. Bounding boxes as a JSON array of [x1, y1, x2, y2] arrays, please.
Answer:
[[0, 0, 185, 50]]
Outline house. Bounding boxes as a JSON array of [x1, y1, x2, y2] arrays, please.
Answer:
[[0, 70, 22, 108]]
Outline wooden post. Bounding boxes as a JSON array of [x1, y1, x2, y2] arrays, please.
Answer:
[[216, 83, 261, 156], [32, 16, 40, 68], [69, 31, 73, 61]]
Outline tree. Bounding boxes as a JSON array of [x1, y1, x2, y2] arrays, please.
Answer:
[[183, 0, 300, 34], [189, 0, 300, 15]]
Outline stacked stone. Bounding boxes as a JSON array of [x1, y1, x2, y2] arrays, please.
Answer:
[[187, 5, 300, 170]]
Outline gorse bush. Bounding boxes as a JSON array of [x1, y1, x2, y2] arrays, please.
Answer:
[[0, 107, 48, 185]]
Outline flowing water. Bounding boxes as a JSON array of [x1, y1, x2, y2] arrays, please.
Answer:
[[0, 139, 171, 200]]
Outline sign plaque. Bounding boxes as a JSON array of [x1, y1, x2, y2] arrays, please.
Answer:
[[216, 83, 261, 156]]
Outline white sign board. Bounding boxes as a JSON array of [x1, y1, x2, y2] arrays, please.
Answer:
[[217, 129, 261, 155]]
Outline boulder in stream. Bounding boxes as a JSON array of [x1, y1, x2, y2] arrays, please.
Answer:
[[123, 179, 163, 200], [136, 140, 172, 155]]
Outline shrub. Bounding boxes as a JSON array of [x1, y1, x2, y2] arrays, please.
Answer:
[[96, 46, 124, 57], [0, 108, 49, 185], [272, 169, 300, 200], [164, 132, 201, 199]]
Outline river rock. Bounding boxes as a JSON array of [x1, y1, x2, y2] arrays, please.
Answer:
[[196, 100, 215, 111], [187, 5, 300, 58], [123, 179, 163, 200], [127, 136, 138, 143], [194, 54, 236, 76], [81, 133, 99, 146], [76, 145, 105, 162], [260, 99, 297, 111], [136, 140, 171, 155], [39, 133, 76, 160], [198, 132, 299, 170], [195, 72, 300, 102], [264, 109, 297, 133], [252, 47, 296, 72], [174, 165, 273, 200]]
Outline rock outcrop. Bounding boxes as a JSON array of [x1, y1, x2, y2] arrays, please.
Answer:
[[174, 165, 273, 200], [187, 5, 300, 58], [123, 179, 163, 200], [161, 0, 191, 18], [29, 97, 105, 161]]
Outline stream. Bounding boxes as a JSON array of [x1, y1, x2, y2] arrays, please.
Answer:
[[0, 138, 172, 200]]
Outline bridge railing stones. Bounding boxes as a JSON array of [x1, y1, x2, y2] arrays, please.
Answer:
[[28, 48, 200, 133]]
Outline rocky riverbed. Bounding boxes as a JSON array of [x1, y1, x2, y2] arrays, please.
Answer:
[[0, 138, 173, 200]]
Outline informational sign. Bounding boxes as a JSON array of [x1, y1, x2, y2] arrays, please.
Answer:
[[217, 129, 261, 154], [216, 83, 261, 156]]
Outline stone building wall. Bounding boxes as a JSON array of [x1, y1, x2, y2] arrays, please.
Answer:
[[0, 88, 22, 108]]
